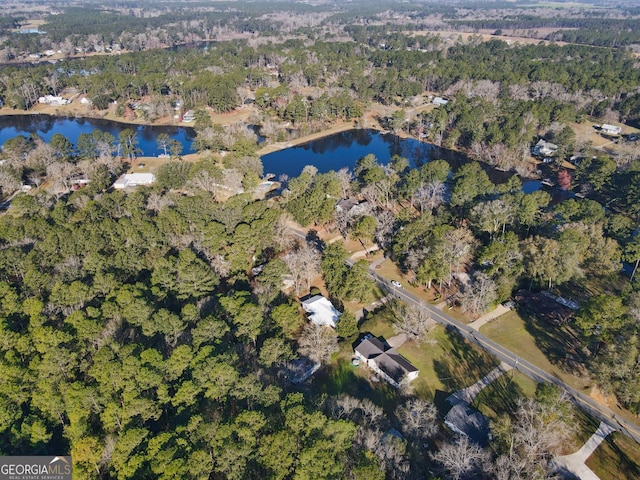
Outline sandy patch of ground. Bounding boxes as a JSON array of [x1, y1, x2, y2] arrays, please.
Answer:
[[570, 119, 639, 155], [257, 120, 356, 156], [590, 385, 618, 409]]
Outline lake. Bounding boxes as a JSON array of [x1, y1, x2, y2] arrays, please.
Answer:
[[261, 129, 477, 178], [261, 129, 528, 184], [0, 114, 196, 156], [0, 116, 544, 194]]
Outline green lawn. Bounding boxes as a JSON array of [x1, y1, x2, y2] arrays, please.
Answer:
[[587, 432, 640, 480], [359, 311, 500, 403], [479, 310, 592, 392], [471, 371, 538, 422], [319, 305, 640, 478]]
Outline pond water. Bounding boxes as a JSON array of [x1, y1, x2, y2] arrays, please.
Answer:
[[260, 129, 526, 186], [0, 114, 196, 156], [0, 116, 546, 195], [261, 129, 478, 179]]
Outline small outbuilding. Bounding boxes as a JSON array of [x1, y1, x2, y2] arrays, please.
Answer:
[[301, 295, 341, 328], [432, 97, 449, 106]]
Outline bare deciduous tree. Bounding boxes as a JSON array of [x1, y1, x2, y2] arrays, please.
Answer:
[[443, 227, 477, 285], [396, 398, 439, 441], [430, 436, 491, 480], [389, 300, 435, 344], [336, 167, 353, 199], [297, 323, 338, 364], [188, 170, 219, 197], [374, 209, 396, 249], [146, 193, 175, 212], [360, 398, 385, 427], [491, 393, 576, 479], [0, 166, 22, 195], [413, 180, 446, 213], [46, 162, 77, 196], [459, 271, 498, 317], [283, 243, 320, 295], [511, 396, 575, 463]]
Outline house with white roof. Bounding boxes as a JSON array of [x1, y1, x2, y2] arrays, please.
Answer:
[[38, 95, 70, 106], [113, 173, 156, 189], [600, 124, 622, 136], [301, 295, 341, 328]]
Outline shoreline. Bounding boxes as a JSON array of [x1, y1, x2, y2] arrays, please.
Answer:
[[1, 107, 544, 180], [0, 106, 189, 128]]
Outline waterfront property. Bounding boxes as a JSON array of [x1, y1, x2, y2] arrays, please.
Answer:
[[38, 95, 70, 106], [113, 173, 156, 189]]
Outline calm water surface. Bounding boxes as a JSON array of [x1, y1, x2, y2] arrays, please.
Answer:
[[0, 114, 196, 156], [1, 117, 545, 194], [261, 129, 476, 178]]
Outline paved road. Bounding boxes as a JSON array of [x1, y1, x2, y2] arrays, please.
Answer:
[[368, 271, 640, 445], [291, 228, 640, 444]]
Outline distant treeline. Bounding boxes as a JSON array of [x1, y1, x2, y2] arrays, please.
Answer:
[[0, 15, 22, 31], [451, 17, 640, 47], [41, 7, 285, 44]]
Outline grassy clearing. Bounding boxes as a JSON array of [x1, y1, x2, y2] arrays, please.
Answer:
[[310, 342, 400, 415], [480, 310, 592, 392], [471, 371, 538, 422], [587, 431, 640, 480]]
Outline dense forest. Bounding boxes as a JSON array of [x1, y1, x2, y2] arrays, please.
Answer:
[[2, 0, 640, 478], [0, 159, 613, 479]]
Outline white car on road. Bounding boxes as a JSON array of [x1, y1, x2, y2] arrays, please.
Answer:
[[391, 280, 402, 288]]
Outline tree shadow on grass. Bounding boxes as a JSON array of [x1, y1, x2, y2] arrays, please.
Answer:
[[591, 432, 640, 480], [432, 328, 501, 394], [470, 374, 526, 420], [310, 358, 399, 416], [519, 308, 590, 377]]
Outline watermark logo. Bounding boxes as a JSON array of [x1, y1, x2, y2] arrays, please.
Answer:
[[0, 456, 72, 480]]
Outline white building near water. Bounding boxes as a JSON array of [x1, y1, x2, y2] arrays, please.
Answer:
[[301, 295, 341, 328], [113, 173, 156, 189], [38, 95, 70, 106]]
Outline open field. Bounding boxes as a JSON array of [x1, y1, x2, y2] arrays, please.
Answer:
[[471, 370, 538, 421], [478, 308, 640, 429], [587, 431, 640, 480], [411, 29, 571, 47], [480, 310, 592, 393]]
